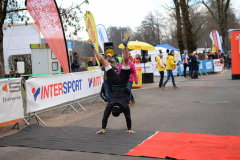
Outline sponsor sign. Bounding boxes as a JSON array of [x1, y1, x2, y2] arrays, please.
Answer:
[[26, 70, 102, 113], [0, 78, 24, 127], [232, 31, 240, 75], [213, 59, 222, 73], [135, 63, 154, 73], [84, 11, 100, 66], [26, 0, 70, 73], [97, 24, 109, 52]]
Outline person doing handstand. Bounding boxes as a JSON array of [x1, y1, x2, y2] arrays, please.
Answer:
[[86, 33, 135, 134]]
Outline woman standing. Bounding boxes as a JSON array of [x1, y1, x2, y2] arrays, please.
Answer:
[[156, 55, 165, 88], [118, 60, 138, 106]]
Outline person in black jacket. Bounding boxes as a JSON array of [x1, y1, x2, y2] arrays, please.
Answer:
[[87, 33, 135, 134], [189, 51, 198, 79], [72, 52, 80, 72]]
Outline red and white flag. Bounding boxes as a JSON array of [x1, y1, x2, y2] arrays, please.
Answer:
[[26, 0, 70, 73], [210, 29, 222, 59]]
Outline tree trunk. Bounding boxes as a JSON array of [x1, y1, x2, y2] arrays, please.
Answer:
[[173, 0, 185, 55], [180, 0, 196, 54], [0, 24, 5, 78]]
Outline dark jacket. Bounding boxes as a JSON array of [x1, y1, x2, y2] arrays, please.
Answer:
[[73, 56, 80, 68], [101, 59, 117, 80], [189, 55, 198, 69]]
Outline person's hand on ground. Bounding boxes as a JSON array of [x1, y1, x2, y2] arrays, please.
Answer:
[[96, 129, 105, 134], [126, 130, 135, 134]]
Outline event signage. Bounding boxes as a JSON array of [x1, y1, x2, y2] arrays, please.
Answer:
[[210, 29, 222, 59], [0, 78, 24, 127], [178, 60, 214, 76], [135, 63, 154, 73], [213, 59, 222, 73], [84, 11, 100, 66], [26, 0, 70, 73], [97, 24, 109, 52], [26, 70, 102, 113], [231, 31, 240, 78]]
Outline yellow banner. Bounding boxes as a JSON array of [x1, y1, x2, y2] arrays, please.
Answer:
[[84, 11, 100, 67]]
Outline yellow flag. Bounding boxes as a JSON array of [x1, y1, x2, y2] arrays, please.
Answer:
[[84, 11, 100, 67], [212, 41, 216, 54]]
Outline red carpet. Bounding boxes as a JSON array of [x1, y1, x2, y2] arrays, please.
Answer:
[[126, 132, 240, 160]]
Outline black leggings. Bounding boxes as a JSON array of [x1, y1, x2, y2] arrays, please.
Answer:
[[159, 71, 164, 87]]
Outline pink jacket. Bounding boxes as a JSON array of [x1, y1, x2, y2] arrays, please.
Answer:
[[118, 61, 138, 84]]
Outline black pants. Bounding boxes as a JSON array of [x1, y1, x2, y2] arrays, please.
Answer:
[[192, 68, 198, 78], [183, 63, 188, 77], [159, 71, 164, 87]]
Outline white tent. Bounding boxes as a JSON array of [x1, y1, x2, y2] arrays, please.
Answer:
[[130, 47, 181, 64]]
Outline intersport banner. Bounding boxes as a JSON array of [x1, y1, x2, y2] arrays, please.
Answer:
[[26, 0, 70, 73], [84, 11, 100, 67], [26, 70, 102, 113], [97, 24, 109, 53], [210, 29, 222, 59], [0, 78, 24, 127]]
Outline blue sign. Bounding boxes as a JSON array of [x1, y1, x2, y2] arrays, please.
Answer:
[[178, 60, 214, 75], [68, 41, 72, 49]]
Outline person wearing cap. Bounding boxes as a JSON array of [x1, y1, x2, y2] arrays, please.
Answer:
[[87, 33, 135, 134], [101, 53, 117, 102], [182, 50, 188, 78], [72, 52, 80, 72], [156, 55, 165, 88]]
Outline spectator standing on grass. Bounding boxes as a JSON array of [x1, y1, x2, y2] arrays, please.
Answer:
[[72, 52, 80, 72], [161, 50, 180, 90], [118, 60, 138, 106], [101, 54, 117, 102], [156, 55, 165, 88], [182, 50, 188, 78]]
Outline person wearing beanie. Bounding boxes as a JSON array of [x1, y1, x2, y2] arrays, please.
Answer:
[[156, 55, 165, 88], [87, 33, 135, 134]]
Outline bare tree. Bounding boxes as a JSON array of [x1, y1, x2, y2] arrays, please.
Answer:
[[202, 0, 231, 51], [173, 0, 185, 55], [179, 0, 197, 54]]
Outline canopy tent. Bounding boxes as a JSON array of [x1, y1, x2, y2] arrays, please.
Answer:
[[155, 44, 179, 51]]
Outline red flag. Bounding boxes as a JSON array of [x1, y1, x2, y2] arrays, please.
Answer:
[[211, 29, 220, 59], [26, 0, 70, 73]]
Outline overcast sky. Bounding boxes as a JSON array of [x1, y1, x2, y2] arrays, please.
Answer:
[[62, 0, 240, 40]]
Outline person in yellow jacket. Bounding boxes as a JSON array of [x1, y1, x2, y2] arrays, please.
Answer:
[[156, 55, 165, 88], [161, 50, 180, 90]]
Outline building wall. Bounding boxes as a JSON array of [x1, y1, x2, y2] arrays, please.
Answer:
[[3, 23, 40, 73]]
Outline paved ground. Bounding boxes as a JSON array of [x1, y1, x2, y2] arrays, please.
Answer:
[[1, 70, 240, 160]]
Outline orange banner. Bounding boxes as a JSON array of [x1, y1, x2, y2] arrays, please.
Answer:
[[26, 0, 70, 73]]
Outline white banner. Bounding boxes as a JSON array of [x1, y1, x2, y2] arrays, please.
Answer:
[[0, 78, 24, 127], [213, 59, 222, 73], [135, 63, 154, 73], [152, 62, 178, 77], [26, 70, 102, 113], [97, 24, 109, 52]]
